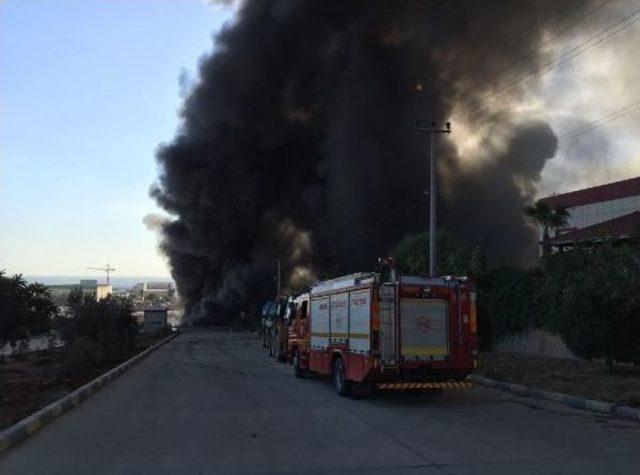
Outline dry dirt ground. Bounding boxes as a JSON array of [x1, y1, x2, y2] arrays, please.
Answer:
[[0, 332, 171, 430], [477, 352, 640, 407]]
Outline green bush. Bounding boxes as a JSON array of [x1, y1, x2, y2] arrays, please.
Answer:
[[57, 293, 137, 365], [68, 336, 105, 370], [390, 232, 640, 369], [0, 271, 57, 348], [540, 244, 640, 370], [477, 266, 543, 339]]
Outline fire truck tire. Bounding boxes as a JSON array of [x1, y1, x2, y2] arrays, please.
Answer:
[[292, 350, 305, 378], [332, 357, 352, 397], [269, 330, 277, 358]]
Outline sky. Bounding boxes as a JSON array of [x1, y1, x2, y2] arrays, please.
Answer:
[[451, 0, 640, 198], [0, 1, 233, 277], [528, 0, 640, 196], [1, 0, 638, 278]]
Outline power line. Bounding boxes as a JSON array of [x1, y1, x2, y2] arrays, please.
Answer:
[[558, 97, 640, 143], [461, 5, 640, 119], [314, 99, 640, 270], [489, 0, 616, 89], [314, 193, 424, 266], [313, 193, 426, 269]]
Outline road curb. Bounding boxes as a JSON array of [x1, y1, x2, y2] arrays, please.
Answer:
[[0, 331, 180, 455], [469, 374, 640, 422]]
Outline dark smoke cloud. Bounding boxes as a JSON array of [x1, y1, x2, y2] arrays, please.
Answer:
[[152, 0, 591, 322], [441, 119, 558, 266]]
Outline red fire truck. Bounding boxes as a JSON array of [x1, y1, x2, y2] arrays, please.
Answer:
[[286, 271, 478, 396]]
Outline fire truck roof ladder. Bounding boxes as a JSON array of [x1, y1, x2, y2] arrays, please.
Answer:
[[311, 272, 377, 294]]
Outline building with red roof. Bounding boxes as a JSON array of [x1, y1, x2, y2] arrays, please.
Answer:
[[539, 176, 640, 249]]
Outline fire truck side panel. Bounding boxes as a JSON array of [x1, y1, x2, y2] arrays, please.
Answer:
[[329, 292, 349, 345], [348, 289, 370, 353], [308, 347, 331, 374], [345, 352, 374, 381], [310, 297, 329, 348]]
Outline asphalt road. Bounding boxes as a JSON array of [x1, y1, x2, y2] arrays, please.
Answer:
[[1, 330, 639, 475]]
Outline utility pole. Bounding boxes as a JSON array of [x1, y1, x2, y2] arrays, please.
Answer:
[[414, 121, 451, 276], [276, 258, 281, 299]]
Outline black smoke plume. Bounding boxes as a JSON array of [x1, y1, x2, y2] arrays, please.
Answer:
[[152, 0, 590, 322]]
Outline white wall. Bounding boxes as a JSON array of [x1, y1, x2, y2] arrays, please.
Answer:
[[558, 194, 640, 234], [494, 328, 577, 359]]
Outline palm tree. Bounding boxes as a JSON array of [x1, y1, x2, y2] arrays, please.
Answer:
[[523, 200, 570, 254]]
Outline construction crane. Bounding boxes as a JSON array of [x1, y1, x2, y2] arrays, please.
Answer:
[[86, 263, 116, 285]]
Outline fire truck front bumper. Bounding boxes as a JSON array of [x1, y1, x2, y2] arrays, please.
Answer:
[[376, 381, 474, 390]]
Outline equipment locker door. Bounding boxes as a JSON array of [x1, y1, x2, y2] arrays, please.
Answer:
[[310, 297, 330, 348], [329, 292, 349, 344], [400, 298, 449, 361], [348, 289, 371, 353]]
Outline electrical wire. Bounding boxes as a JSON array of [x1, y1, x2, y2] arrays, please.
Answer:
[[313, 193, 426, 269], [558, 97, 640, 143], [460, 5, 640, 119], [488, 0, 616, 93]]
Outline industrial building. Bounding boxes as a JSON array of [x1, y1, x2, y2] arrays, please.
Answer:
[[133, 281, 175, 299], [539, 176, 640, 250], [47, 279, 113, 303]]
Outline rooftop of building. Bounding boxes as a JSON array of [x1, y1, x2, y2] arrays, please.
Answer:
[[541, 176, 640, 209], [47, 281, 111, 290], [47, 283, 98, 290], [546, 210, 640, 246]]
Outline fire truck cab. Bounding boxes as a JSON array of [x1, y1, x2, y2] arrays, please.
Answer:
[[287, 272, 477, 396]]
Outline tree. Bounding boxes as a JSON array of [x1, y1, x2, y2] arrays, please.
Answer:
[[0, 271, 58, 348], [58, 294, 137, 368], [391, 230, 486, 277], [23, 282, 57, 335], [66, 287, 84, 311], [523, 200, 570, 255], [540, 244, 640, 372]]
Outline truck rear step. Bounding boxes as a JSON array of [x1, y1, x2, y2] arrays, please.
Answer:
[[376, 381, 473, 390]]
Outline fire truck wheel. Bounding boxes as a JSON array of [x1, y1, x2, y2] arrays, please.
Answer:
[[269, 330, 277, 358], [292, 350, 304, 378], [332, 357, 352, 397]]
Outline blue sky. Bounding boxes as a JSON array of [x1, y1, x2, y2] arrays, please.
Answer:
[[0, 1, 233, 277]]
